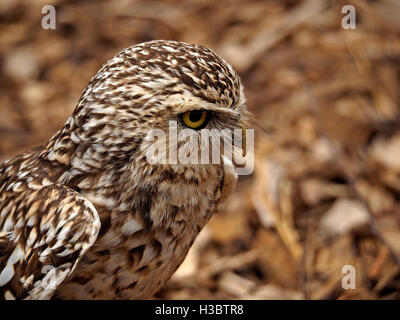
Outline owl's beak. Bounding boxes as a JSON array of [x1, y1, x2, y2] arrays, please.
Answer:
[[239, 121, 247, 157]]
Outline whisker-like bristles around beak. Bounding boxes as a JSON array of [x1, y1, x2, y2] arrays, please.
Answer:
[[240, 111, 272, 135]]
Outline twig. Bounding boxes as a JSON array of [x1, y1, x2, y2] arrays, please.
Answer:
[[300, 216, 316, 300]]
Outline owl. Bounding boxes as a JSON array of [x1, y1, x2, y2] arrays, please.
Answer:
[[0, 40, 248, 299]]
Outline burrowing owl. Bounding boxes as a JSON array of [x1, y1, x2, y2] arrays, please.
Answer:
[[0, 40, 247, 299]]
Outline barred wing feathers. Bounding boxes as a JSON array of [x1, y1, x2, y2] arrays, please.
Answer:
[[0, 184, 100, 299]]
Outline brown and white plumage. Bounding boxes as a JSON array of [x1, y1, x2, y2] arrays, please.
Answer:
[[0, 40, 247, 299]]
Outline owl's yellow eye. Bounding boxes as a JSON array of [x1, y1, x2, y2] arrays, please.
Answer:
[[180, 110, 210, 129]]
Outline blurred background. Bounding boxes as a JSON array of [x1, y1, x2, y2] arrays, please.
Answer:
[[1, 0, 400, 299]]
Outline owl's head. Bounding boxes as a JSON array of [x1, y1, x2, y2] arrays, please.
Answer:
[[54, 40, 250, 186]]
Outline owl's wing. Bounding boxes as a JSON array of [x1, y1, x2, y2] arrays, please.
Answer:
[[0, 184, 100, 300]]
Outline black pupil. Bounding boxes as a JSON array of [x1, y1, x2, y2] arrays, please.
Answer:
[[189, 110, 204, 122]]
